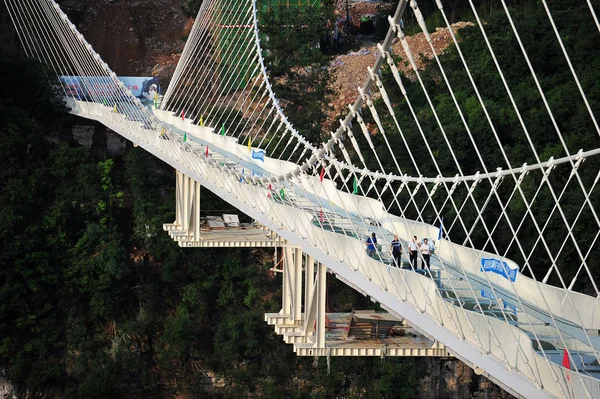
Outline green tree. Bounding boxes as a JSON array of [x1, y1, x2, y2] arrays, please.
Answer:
[[261, 5, 335, 148]]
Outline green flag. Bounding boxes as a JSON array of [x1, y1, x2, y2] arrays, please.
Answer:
[[221, 124, 225, 136], [279, 188, 285, 199], [183, 132, 187, 142], [353, 177, 358, 194]]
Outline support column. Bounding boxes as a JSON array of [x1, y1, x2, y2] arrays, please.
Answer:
[[302, 260, 327, 348], [193, 180, 200, 239], [182, 171, 190, 232], [281, 247, 294, 316], [304, 255, 314, 323], [165, 171, 284, 248], [173, 170, 201, 241], [316, 262, 327, 348], [292, 248, 302, 322], [175, 171, 184, 226]]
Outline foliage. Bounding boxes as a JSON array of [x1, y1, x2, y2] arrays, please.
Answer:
[[260, 4, 335, 148], [182, 0, 203, 18], [351, 0, 600, 290], [0, 56, 390, 396]]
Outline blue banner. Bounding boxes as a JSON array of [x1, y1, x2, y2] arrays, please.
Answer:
[[480, 289, 495, 300], [480, 289, 517, 314], [480, 258, 518, 282], [251, 149, 265, 162]]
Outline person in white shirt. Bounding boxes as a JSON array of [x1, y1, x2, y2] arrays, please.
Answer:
[[420, 238, 432, 270], [408, 236, 419, 269]]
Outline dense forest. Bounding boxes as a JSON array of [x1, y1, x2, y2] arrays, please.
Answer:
[[1, 0, 598, 397], [345, 0, 600, 294]]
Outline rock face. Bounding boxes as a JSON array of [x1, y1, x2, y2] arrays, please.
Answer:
[[0, 369, 19, 398], [329, 21, 473, 122], [417, 358, 514, 399], [72, 123, 126, 158], [59, 0, 192, 81]]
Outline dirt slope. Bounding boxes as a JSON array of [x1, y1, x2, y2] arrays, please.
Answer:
[[329, 21, 474, 120]]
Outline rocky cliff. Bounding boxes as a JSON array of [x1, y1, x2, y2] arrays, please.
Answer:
[[59, 0, 192, 81]]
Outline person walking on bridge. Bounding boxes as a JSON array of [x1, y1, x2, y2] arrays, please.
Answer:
[[420, 238, 433, 270], [391, 235, 402, 267], [408, 236, 418, 270], [366, 233, 377, 259]]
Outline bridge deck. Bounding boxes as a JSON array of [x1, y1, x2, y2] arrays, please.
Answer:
[[155, 110, 600, 373], [64, 98, 599, 398]]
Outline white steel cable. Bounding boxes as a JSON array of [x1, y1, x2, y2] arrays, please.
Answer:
[[495, 1, 600, 367], [174, 1, 250, 120], [194, 4, 255, 118], [539, 0, 600, 137], [405, 0, 600, 380], [215, 63, 262, 133], [201, 22, 257, 124], [164, 0, 220, 112], [161, 0, 214, 107], [586, 0, 600, 34], [459, 0, 599, 384], [167, 0, 232, 117], [547, 169, 600, 286], [378, 11, 559, 375]]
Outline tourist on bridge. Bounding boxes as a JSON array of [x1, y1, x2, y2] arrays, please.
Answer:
[[408, 236, 419, 269], [391, 235, 402, 267], [420, 238, 433, 270], [366, 232, 377, 259]]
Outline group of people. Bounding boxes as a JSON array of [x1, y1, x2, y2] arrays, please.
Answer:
[[366, 233, 435, 271]]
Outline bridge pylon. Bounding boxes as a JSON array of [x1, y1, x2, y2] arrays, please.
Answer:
[[163, 170, 286, 248], [266, 248, 451, 358]]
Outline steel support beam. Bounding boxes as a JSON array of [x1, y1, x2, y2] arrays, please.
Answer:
[[165, 171, 287, 248], [292, 248, 302, 322], [316, 262, 326, 348], [304, 254, 315, 324], [172, 170, 201, 240]]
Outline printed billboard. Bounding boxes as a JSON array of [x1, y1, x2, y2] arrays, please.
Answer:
[[60, 76, 160, 104]]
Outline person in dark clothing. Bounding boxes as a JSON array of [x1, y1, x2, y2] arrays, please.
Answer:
[[391, 235, 402, 267], [366, 232, 377, 258]]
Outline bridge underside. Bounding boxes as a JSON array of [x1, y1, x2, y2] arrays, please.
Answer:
[[266, 311, 450, 357], [164, 170, 451, 358]]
